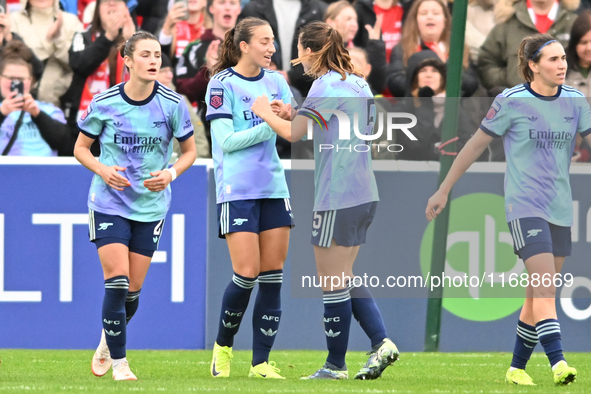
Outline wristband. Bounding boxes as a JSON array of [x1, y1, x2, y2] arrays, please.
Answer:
[[164, 167, 177, 182]]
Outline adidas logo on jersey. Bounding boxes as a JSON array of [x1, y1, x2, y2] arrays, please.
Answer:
[[312, 230, 318, 237], [105, 330, 121, 337], [527, 116, 537, 122], [241, 96, 251, 103], [261, 328, 277, 337], [325, 329, 341, 337], [113, 121, 123, 128], [222, 319, 238, 329]]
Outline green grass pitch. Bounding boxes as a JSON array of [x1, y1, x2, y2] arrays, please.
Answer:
[[0, 350, 589, 393]]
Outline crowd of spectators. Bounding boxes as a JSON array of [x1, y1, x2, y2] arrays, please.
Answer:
[[0, 0, 590, 161]]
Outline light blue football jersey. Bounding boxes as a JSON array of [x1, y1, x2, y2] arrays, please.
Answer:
[[205, 67, 292, 203], [0, 102, 65, 156], [77, 81, 194, 222], [299, 71, 379, 211], [480, 83, 591, 226]]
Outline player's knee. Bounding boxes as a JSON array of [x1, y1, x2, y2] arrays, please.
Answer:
[[233, 264, 260, 278]]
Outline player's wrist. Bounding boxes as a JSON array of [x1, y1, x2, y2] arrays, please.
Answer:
[[164, 167, 177, 182]]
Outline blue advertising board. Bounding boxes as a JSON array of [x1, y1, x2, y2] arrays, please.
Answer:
[[0, 159, 208, 349]]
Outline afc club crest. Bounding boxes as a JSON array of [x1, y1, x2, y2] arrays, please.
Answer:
[[210, 88, 224, 109]]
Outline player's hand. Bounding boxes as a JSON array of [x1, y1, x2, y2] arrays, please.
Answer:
[[0, 91, 24, 115], [425, 189, 448, 221], [99, 165, 130, 191], [251, 95, 273, 120], [22, 94, 40, 117], [144, 170, 172, 192], [277, 103, 292, 121], [270, 99, 284, 114]]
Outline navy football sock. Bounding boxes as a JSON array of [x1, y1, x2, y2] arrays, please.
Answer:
[[510, 320, 538, 369], [125, 289, 141, 324], [102, 275, 129, 359], [252, 270, 283, 366], [349, 283, 388, 347], [536, 319, 566, 368], [323, 288, 352, 370], [215, 273, 256, 347]]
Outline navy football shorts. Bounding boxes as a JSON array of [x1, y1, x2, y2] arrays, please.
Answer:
[[217, 198, 294, 238], [88, 209, 165, 258], [508, 217, 571, 261], [311, 201, 378, 247]]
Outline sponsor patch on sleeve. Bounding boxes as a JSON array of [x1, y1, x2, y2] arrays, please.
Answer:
[[486, 107, 497, 120], [210, 88, 224, 109], [80, 102, 93, 121]]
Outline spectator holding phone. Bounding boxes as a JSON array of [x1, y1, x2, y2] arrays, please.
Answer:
[[10, 0, 83, 108], [160, 0, 208, 61], [61, 0, 135, 133], [0, 41, 68, 156]]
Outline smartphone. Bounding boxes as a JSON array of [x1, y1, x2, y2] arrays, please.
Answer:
[[0, 0, 6, 15], [174, 0, 189, 21], [10, 80, 23, 98]]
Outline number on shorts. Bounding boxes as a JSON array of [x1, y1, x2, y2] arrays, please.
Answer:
[[154, 220, 164, 236], [313, 212, 322, 229]]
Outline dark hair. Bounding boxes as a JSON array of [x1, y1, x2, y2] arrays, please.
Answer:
[[211, 17, 270, 76], [566, 11, 591, 71], [292, 21, 362, 80], [0, 41, 34, 80], [411, 58, 446, 95], [518, 34, 560, 82], [118, 30, 160, 58]]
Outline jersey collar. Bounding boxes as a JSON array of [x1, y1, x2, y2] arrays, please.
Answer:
[[229, 67, 265, 81], [120, 81, 159, 106], [524, 82, 562, 101]]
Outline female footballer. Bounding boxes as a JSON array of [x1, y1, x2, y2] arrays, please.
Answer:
[[426, 34, 587, 386], [251, 21, 399, 380], [74, 31, 197, 380], [205, 17, 294, 379]]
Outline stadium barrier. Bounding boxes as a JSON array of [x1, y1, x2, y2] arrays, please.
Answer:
[[1, 158, 591, 351]]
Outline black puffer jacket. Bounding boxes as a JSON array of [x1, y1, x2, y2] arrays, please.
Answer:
[[238, 0, 327, 96]]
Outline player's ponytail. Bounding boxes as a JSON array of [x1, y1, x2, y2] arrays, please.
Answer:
[[292, 21, 363, 81], [211, 17, 270, 76], [518, 33, 559, 82]]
